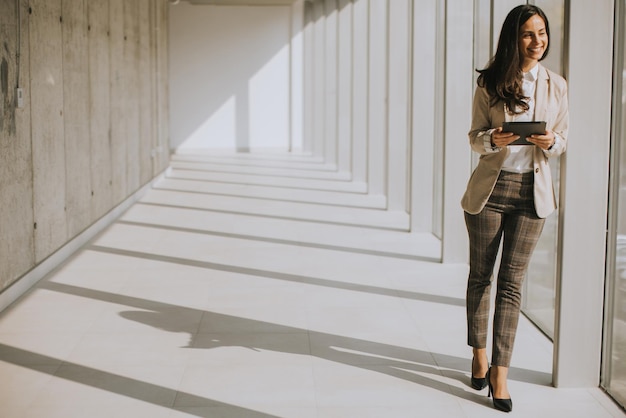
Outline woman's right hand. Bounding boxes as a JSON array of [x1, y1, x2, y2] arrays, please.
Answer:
[[491, 127, 520, 147]]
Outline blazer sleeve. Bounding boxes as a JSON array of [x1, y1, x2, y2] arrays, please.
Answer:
[[543, 76, 569, 158], [468, 85, 501, 155]]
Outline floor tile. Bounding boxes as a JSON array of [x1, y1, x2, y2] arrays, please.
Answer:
[[0, 151, 623, 418], [175, 364, 317, 408]]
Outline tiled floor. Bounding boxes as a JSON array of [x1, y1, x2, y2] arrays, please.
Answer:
[[0, 151, 624, 417]]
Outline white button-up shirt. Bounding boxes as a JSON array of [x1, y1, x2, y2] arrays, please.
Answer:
[[501, 64, 538, 173]]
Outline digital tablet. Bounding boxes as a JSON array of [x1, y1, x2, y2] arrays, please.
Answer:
[[502, 121, 546, 145]]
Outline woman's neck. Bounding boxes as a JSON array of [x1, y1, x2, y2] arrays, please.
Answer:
[[521, 60, 539, 73]]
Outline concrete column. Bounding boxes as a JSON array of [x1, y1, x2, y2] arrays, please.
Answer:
[[324, 0, 338, 165], [492, 0, 520, 46], [336, 0, 352, 174], [290, 0, 305, 152], [302, 0, 315, 154], [409, 0, 438, 233], [367, 0, 387, 197], [387, 0, 411, 211], [442, 0, 473, 263], [351, 0, 368, 183], [312, 0, 326, 157], [553, 0, 614, 388]]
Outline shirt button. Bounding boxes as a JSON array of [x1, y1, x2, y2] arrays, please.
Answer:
[[535, 168, 539, 173]]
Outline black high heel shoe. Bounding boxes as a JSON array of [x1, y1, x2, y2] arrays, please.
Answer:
[[486, 367, 513, 412], [471, 357, 488, 390]]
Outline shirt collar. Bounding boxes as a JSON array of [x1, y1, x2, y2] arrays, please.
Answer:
[[523, 64, 539, 82]]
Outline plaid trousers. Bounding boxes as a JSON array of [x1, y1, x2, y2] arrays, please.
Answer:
[[464, 171, 545, 367]]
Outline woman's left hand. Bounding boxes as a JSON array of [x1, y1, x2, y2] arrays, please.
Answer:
[[527, 130, 555, 150]]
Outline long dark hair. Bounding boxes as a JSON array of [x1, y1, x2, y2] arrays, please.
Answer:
[[476, 4, 550, 113]]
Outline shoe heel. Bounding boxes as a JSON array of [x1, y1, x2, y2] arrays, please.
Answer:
[[486, 367, 513, 412], [471, 357, 488, 391]]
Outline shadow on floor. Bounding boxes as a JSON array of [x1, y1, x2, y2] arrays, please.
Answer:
[[0, 343, 279, 418], [36, 280, 551, 411]]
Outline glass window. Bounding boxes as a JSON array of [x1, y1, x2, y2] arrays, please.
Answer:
[[522, 0, 566, 339], [604, 0, 626, 408], [606, 214, 626, 406]]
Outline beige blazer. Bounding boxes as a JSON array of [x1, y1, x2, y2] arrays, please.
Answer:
[[461, 64, 569, 218]]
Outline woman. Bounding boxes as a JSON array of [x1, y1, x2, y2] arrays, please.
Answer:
[[461, 4, 568, 413]]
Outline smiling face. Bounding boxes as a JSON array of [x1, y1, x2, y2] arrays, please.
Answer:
[[518, 14, 548, 71]]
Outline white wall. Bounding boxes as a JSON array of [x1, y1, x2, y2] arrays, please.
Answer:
[[169, 3, 293, 151]]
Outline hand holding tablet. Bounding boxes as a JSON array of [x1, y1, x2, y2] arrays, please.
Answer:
[[501, 121, 547, 145]]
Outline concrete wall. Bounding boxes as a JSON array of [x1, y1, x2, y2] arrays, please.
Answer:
[[169, 2, 293, 151], [0, 0, 170, 293]]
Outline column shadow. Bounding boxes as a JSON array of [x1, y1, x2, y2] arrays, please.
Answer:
[[0, 343, 279, 418]]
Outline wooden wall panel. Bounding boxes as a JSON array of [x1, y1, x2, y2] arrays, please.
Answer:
[[87, 0, 113, 220], [0, 0, 35, 289], [29, 0, 68, 262], [62, 0, 92, 236]]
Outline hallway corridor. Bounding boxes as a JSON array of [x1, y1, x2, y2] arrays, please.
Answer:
[[0, 151, 623, 418]]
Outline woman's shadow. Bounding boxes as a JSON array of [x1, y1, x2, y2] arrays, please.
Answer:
[[120, 305, 500, 407], [42, 281, 551, 408]]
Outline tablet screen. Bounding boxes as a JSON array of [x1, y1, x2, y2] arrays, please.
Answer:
[[502, 121, 546, 145]]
